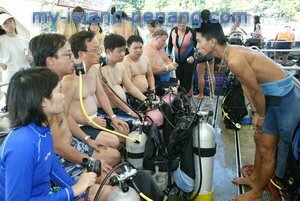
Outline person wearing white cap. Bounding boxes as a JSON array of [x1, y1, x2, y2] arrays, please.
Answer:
[[0, 12, 32, 93]]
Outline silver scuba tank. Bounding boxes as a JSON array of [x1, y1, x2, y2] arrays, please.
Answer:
[[107, 165, 141, 201], [107, 185, 141, 201], [126, 127, 147, 169], [192, 111, 216, 201]]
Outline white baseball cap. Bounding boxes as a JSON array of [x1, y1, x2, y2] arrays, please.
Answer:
[[0, 13, 14, 25]]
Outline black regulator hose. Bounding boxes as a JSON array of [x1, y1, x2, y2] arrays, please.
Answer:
[[190, 120, 203, 201], [175, 94, 202, 142]]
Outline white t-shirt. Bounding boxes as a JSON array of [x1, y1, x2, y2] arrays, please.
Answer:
[[254, 24, 263, 38], [0, 35, 31, 84]]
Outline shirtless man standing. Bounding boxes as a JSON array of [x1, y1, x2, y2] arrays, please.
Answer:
[[29, 33, 114, 200], [143, 29, 178, 94], [62, 31, 129, 160], [195, 22, 300, 201], [99, 34, 147, 118], [123, 35, 155, 94]]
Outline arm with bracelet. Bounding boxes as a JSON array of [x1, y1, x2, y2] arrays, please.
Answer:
[[144, 46, 170, 75], [241, 85, 264, 120], [96, 68, 129, 132], [100, 66, 136, 113], [67, 113, 94, 144], [164, 62, 177, 72]]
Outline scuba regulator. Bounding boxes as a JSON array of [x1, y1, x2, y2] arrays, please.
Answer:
[[81, 157, 101, 177]]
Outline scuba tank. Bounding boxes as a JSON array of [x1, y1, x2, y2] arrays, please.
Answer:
[[145, 93, 165, 134], [107, 184, 140, 201], [162, 86, 177, 104], [146, 109, 164, 134], [126, 128, 147, 169], [107, 165, 141, 201], [191, 111, 216, 201]]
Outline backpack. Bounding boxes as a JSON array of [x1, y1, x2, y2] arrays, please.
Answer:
[[143, 124, 169, 173], [222, 75, 247, 129], [161, 93, 196, 193], [245, 38, 262, 49], [280, 126, 300, 199], [228, 38, 243, 45]]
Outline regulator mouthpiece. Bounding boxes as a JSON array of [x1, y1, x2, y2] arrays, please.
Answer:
[[74, 62, 86, 76]]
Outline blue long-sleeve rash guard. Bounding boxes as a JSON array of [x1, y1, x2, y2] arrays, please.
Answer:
[[0, 122, 76, 201]]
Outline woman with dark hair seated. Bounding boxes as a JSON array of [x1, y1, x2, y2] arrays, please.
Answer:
[[0, 68, 97, 200]]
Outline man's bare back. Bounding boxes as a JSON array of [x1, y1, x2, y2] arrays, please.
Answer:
[[226, 45, 286, 84], [123, 55, 151, 93]]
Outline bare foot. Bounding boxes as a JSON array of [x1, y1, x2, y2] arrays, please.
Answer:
[[186, 90, 193, 98], [231, 176, 257, 188], [194, 94, 204, 99], [232, 190, 263, 201]]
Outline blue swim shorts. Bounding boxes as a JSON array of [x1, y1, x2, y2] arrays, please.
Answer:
[[58, 137, 93, 180], [261, 86, 300, 178]]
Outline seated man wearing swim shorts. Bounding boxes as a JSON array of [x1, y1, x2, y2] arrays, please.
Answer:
[[62, 31, 129, 166]]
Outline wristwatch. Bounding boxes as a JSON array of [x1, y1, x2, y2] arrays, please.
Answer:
[[110, 114, 117, 119], [84, 135, 91, 142], [251, 111, 258, 115]]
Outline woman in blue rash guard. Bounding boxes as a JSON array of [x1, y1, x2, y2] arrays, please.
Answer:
[[0, 67, 97, 201]]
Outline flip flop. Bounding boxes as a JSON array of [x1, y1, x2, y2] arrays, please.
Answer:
[[268, 175, 283, 200]]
